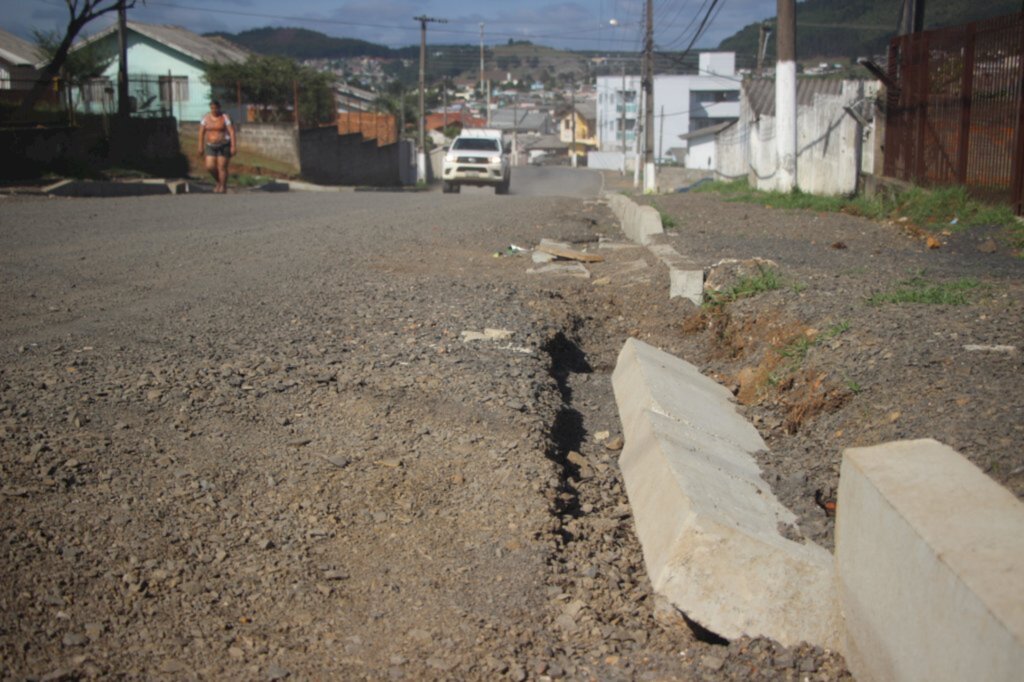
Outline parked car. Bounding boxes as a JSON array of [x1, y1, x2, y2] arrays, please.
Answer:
[[442, 129, 510, 194]]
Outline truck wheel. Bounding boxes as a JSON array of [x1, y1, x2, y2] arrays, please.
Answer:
[[443, 182, 455, 194], [495, 178, 510, 195]]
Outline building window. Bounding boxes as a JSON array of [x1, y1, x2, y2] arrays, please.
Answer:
[[81, 77, 112, 104], [159, 76, 189, 105]]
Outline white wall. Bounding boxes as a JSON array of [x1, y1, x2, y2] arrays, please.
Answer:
[[596, 62, 740, 164], [688, 137, 716, 170], [716, 80, 867, 196]]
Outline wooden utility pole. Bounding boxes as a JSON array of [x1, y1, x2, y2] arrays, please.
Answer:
[[570, 78, 577, 168], [442, 77, 448, 133], [117, 0, 129, 119], [658, 105, 665, 167], [775, 0, 797, 191], [642, 0, 655, 192], [415, 15, 447, 183]]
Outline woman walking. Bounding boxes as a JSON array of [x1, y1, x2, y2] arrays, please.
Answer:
[[197, 101, 237, 193]]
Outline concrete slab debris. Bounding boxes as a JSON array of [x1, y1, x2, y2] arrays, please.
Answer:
[[44, 179, 172, 198], [962, 344, 1017, 354], [460, 329, 513, 343], [527, 262, 590, 279], [612, 338, 840, 649], [536, 242, 604, 263], [836, 439, 1024, 682]]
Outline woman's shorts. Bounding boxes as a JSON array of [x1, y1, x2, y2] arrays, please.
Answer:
[[205, 142, 231, 158]]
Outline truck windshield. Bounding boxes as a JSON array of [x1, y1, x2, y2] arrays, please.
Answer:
[[453, 138, 501, 151]]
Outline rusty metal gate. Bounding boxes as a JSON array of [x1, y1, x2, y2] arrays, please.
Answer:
[[884, 12, 1024, 214]]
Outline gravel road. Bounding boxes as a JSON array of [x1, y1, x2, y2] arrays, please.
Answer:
[[3, 170, 850, 681]]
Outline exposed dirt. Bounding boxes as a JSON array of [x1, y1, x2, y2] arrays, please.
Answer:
[[2, 177, 1018, 681]]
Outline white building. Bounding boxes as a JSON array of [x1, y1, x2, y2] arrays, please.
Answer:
[[593, 52, 740, 170]]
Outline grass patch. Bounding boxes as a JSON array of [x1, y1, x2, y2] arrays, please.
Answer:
[[779, 320, 850, 364], [697, 179, 1018, 234], [867, 275, 980, 306], [231, 173, 273, 188], [650, 200, 677, 229], [704, 264, 782, 307]]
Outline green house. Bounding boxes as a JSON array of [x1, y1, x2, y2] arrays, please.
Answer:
[[71, 21, 247, 121]]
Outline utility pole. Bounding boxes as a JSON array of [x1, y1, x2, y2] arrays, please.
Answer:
[[570, 78, 577, 168], [415, 15, 447, 183], [442, 77, 448, 133], [775, 0, 797, 192], [117, 0, 129, 120], [756, 23, 772, 77], [479, 23, 485, 96], [642, 0, 656, 192], [634, 87, 643, 188], [898, 0, 926, 35], [658, 105, 665, 167], [620, 64, 627, 175]]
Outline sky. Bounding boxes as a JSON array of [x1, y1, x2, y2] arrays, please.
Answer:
[[2, 0, 779, 51]]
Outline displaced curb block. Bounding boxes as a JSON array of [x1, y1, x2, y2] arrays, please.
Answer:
[[612, 338, 841, 649], [648, 241, 704, 305], [606, 193, 664, 245], [836, 439, 1024, 682]]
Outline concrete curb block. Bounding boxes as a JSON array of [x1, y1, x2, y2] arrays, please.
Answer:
[[836, 439, 1024, 682], [612, 338, 841, 649], [604, 193, 704, 304]]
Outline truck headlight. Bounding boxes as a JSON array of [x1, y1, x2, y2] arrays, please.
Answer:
[[446, 154, 456, 162], [489, 156, 501, 164]]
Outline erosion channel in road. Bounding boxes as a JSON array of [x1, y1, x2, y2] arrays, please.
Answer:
[[0, 169, 849, 680]]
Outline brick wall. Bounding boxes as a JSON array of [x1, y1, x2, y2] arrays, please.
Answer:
[[235, 122, 300, 170]]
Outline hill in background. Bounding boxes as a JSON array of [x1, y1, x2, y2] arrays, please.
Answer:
[[718, 0, 1021, 65], [206, 27, 395, 60]]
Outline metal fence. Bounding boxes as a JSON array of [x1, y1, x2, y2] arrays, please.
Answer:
[[884, 12, 1024, 213]]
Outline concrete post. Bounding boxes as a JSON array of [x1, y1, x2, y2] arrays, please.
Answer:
[[775, 0, 797, 192]]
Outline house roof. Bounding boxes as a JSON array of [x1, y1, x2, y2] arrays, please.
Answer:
[[522, 134, 567, 151], [0, 28, 41, 66], [424, 111, 486, 131], [743, 78, 845, 118], [677, 120, 735, 141], [488, 108, 551, 132], [75, 21, 248, 65]]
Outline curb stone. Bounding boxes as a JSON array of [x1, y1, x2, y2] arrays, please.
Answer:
[[603, 193, 705, 304]]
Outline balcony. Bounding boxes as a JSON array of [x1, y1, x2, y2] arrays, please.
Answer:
[[616, 103, 638, 115]]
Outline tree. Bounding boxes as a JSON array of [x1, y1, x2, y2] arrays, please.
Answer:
[[19, 0, 136, 118], [205, 55, 335, 128], [34, 29, 113, 122]]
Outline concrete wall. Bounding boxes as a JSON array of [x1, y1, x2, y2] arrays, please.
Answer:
[[236, 122, 299, 171], [298, 126, 408, 186], [717, 80, 865, 195], [0, 115, 187, 180]]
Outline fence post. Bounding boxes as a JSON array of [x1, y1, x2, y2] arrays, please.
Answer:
[[956, 24, 976, 185], [167, 69, 173, 119]]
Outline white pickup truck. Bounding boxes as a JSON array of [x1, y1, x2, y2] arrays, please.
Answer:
[[442, 129, 510, 195]]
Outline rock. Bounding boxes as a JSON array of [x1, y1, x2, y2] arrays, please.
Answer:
[[605, 435, 624, 451], [264, 663, 290, 680], [704, 258, 779, 294], [324, 455, 350, 469], [62, 632, 88, 647], [701, 655, 726, 671], [977, 238, 999, 254]]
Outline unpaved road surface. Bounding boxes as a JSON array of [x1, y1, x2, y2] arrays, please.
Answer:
[[1, 170, 849, 681]]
